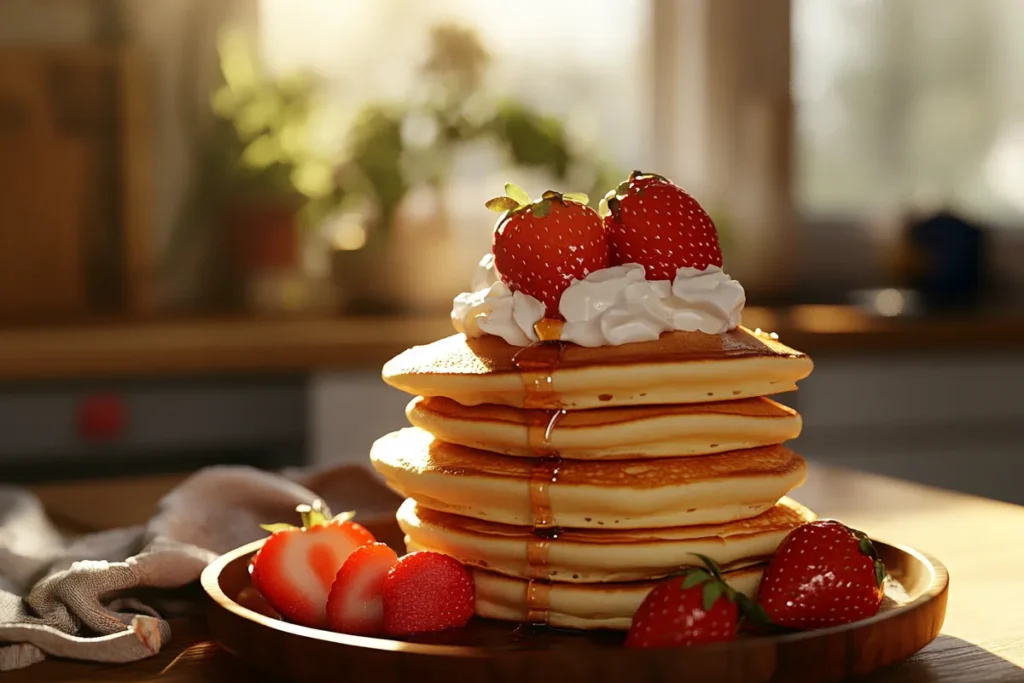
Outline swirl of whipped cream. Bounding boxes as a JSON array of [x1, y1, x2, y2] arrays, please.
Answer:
[[451, 255, 745, 347]]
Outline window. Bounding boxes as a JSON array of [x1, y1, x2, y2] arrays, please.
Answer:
[[257, 0, 652, 183], [255, 0, 654, 284], [794, 0, 1024, 224]]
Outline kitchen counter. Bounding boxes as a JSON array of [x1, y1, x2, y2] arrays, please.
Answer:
[[13, 464, 1024, 682], [2, 306, 1024, 382]]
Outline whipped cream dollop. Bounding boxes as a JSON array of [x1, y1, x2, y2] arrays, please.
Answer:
[[451, 254, 745, 347]]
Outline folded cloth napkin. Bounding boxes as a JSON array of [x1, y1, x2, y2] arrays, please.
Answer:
[[0, 464, 399, 671]]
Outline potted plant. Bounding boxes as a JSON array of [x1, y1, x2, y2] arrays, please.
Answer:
[[167, 30, 343, 310]]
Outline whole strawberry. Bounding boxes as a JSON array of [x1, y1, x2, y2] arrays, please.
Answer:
[[626, 555, 746, 649], [488, 183, 608, 318], [601, 171, 722, 280], [382, 551, 475, 636], [251, 500, 375, 629], [758, 520, 886, 629]]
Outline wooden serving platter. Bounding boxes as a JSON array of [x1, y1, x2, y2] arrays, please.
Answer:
[[201, 517, 948, 683]]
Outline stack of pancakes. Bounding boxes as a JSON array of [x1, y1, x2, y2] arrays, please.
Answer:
[[372, 327, 814, 629]]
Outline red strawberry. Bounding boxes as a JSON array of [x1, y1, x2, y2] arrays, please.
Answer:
[[626, 556, 746, 649], [382, 551, 475, 636], [327, 542, 399, 635], [757, 520, 886, 629], [601, 171, 722, 280], [488, 183, 608, 318], [251, 500, 376, 629]]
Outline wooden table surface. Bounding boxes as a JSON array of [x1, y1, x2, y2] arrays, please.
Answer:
[[12, 464, 1024, 682], [2, 306, 1024, 381]]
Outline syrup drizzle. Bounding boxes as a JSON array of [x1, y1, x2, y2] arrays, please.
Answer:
[[511, 318, 565, 626]]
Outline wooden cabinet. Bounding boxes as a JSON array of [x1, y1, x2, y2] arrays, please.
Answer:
[[0, 46, 151, 321]]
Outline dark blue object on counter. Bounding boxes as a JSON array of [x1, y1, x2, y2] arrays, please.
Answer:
[[907, 210, 988, 309]]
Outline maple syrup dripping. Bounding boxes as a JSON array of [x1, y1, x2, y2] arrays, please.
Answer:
[[511, 318, 565, 626]]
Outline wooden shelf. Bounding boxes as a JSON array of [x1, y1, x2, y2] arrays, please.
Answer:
[[1, 306, 1023, 382]]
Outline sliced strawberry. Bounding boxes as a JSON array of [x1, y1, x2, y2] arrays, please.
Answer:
[[488, 183, 608, 319], [757, 520, 886, 629], [602, 171, 723, 280], [326, 542, 399, 635], [250, 500, 376, 629], [382, 551, 475, 636]]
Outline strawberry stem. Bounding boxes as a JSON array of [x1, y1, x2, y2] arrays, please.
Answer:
[[735, 593, 796, 634], [296, 499, 332, 528], [691, 553, 725, 582], [257, 499, 354, 535], [629, 170, 668, 183]]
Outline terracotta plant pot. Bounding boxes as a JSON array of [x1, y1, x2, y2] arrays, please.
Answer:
[[224, 200, 301, 275]]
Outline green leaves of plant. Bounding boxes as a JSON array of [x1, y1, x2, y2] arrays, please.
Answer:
[[562, 192, 589, 205], [258, 523, 295, 534], [532, 199, 552, 218]]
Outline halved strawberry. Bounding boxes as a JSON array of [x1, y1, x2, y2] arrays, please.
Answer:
[[250, 500, 375, 629], [326, 542, 399, 635], [488, 183, 608, 319], [382, 551, 475, 636]]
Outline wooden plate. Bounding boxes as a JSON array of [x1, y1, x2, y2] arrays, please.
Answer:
[[201, 517, 948, 683]]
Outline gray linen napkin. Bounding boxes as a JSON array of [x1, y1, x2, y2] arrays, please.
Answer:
[[0, 464, 398, 671]]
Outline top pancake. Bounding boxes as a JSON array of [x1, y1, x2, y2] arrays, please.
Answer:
[[382, 328, 812, 409]]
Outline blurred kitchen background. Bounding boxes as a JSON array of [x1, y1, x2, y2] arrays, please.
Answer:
[[1, 0, 1022, 503]]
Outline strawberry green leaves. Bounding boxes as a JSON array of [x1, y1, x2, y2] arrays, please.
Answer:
[[485, 182, 530, 213], [600, 170, 669, 218], [505, 182, 531, 206], [850, 525, 888, 588], [678, 555, 734, 612], [485, 196, 520, 212], [259, 499, 356, 534], [681, 570, 709, 590], [701, 580, 725, 612], [485, 183, 591, 217]]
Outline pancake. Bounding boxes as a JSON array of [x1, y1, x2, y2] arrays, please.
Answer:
[[399, 497, 814, 583], [370, 428, 807, 529], [382, 328, 812, 410], [473, 565, 766, 630], [406, 395, 802, 459]]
